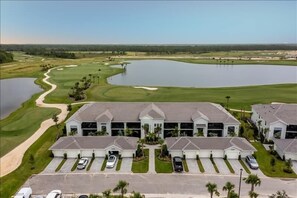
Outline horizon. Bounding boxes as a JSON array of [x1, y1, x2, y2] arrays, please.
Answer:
[[1, 1, 296, 44]]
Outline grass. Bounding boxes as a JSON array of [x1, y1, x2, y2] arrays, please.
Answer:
[[252, 142, 297, 178], [224, 159, 235, 174], [116, 158, 122, 171], [131, 149, 149, 173], [210, 158, 219, 173], [182, 159, 189, 172], [55, 158, 66, 172], [155, 149, 173, 173], [86, 157, 95, 171], [101, 158, 107, 171], [239, 159, 251, 174], [197, 159, 205, 173]]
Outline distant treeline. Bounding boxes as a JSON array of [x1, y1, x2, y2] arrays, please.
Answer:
[[24, 48, 76, 59], [0, 50, 14, 64], [1, 44, 296, 55]]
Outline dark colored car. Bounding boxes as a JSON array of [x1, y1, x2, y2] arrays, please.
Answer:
[[78, 195, 88, 198], [245, 155, 259, 170], [173, 157, 184, 172]]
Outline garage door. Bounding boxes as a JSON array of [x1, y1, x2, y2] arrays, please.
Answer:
[[170, 150, 183, 158], [185, 151, 197, 159], [122, 150, 134, 158], [81, 150, 93, 158], [212, 150, 224, 158], [67, 150, 80, 158], [225, 150, 239, 159], [286, 153, 297, 161], [199, 150, 211, 158]]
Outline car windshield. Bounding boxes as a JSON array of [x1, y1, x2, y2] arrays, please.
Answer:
[[108, 156, 115, 162], [250, 159, 257, 163], [175, 162, 182, 165], [78, 160, 85, 164]]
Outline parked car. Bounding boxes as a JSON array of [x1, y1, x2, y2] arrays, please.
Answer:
[[14, 187, 32, 198], [246, 155, 259, 169], [77, 158, 89, 170], [46, 190, 62, 198], [78, 195, 88, 198], [106, 155, 117, 168], [173, 157, 184, 172]]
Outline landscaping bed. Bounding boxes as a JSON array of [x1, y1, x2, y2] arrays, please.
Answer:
[[132, 149, 149, 173], [155, 149, 173, 173]]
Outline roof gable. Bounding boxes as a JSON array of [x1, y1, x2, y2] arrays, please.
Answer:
[[95, 109, 113, 122], [192, 111, 209, 121], [139, 103, 165, 119]]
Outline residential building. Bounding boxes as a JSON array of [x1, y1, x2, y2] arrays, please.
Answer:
[[274, 139, 297, 161], [66, 102, 240, 139], [166, 137, 256, 159], [251, 104, 297, 140]]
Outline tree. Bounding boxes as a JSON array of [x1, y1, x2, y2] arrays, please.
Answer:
[[125, 128, 133, 136], [139, 139, 145, 155], [102, 189, 112, 198], [269, 190, 289, 198], [142, 124, 149, 136], [52, 113, 59, 128], [130, 191, 145, 198], [113, 180, 129, 198], [243, 174, 261, 192], [171, 126, 179, 137], [229, 191, 239, 198], [249, 191, 259, 198], [206, 182, 220, 198], [67, 104, 72, 112], [225, 96, 231, 109], [154, 125, 162, 139], [222, 182, 235, 198], [29, 154, 35, 169], [270, 157, 276, 172]]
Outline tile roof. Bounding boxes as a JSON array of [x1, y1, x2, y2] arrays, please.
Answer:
[[166, 137, 256, 151], [252, 104, 297, 125], [49, 136, 138, 150], [274, 139, 297, 154], [67, 102, 239, 124]]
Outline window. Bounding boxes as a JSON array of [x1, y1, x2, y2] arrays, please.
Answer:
[[273, 128, 282, 139], [70, 126, 78, 135], [101, 126, 107, 131], [227, 126, 235, 137]]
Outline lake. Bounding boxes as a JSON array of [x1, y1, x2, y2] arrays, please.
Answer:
[[0, 78, 42, 119], [108, 60, 297, 88]]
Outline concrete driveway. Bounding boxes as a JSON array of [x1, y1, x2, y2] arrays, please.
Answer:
[[228, 159, 246, 175], [89, 158, 104, 172], [119, 158, 132, 173], [186, 159, 199, 173], [74, 158, 91, 173], [200, 159, 216, 174], [293, 161, 297, 174], [243, 159, 265, 177], [59, 159, 76, 173], [42, 158, 62, 174], [213, 159, 230, 174]]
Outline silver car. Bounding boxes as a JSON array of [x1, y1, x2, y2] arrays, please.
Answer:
[[246, 155, 259, 170], [77, 158, 89, 170], [106, 155, 117, 168]]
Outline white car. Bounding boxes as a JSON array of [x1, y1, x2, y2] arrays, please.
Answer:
[[77, 158, 89, 170], [106, 155, 117, 168], [14, 187, 32, 198], [46, 190, 62, 198]]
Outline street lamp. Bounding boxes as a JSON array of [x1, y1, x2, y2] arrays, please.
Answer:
[[238, 168, 243, 197]]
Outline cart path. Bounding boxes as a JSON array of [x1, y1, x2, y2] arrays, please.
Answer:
[[0, 67, 68, 177]]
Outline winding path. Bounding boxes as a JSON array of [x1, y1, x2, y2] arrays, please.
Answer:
[[0, 67, 68, 177]]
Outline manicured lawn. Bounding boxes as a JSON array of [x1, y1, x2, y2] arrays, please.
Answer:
[[252, 142, 297, 178], [101, 158, 107, 171], [182, 159, 189, 172], [55, 159, 66, 172], [239, 159, 251, 174], [155, 149, 173, 173], [210, 158, 219, 173], [224, 159, 235, 174], [116, 158, 122, 171], [86, 157, 95, 171], [132, 149, 149, 173], [197, 159, 205, 173]]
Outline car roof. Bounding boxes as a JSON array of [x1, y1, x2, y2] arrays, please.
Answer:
[[173, 157, 183, 162]]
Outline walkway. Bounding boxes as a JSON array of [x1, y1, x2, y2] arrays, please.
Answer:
[[146, 144, 159, 174], [0, 67, 68, 177]]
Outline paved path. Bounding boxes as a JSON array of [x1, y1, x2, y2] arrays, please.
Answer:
[[200, 159, 216, 174], [146, 144, 159, 174], [186, 159, 199, 173], [119, 158, 132, 173], [0, 67, 69, 177], [214, 159, 230, 174], [24, 173, 297, 198], [89, 158, 104, 173], [59, 159, 76, 173], [42, 158, 62, 174]]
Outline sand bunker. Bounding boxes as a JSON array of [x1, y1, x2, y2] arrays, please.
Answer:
[[65, 65, 78, 68], [134, 86, 158, 91], [57, 68, 64, 71]]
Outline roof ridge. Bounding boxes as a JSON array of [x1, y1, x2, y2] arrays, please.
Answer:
[[182, 140, 200, 150], [64, 137, 81, 149], [169, 137, 186, 150], [283, 139, 297, 152], [273, 104, 283, 123]]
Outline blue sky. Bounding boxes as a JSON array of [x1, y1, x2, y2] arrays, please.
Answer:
[[1, 1, 296, 44]]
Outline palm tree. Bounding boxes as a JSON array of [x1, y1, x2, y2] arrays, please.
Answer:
[[170, 126, 179, 137], [113, 180, 129, 198], [154, 125, 162, 139], [225, 96, 231, 109], [125, 128, 133, 136], [243, 174, 261, 192], [205, 182, 220, 198], [130, 191, 145, 198], [142, 124, 149, 136], [269, 190, 289, 198], [229, 191, 239, 198], [249, 191, 259, 198], [222, 182, 235, 198], [139, 139, 145, 155], [159, 139, 164, 155], [102, 189, 112, 198], [52, 113, 59, 128]]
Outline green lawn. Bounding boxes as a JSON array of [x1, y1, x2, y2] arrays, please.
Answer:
[[71, 158, 79, 171], [132, 149, 149, 173], [155, 149, 173, 173], [210, 158, 219, 173], [86, 158, 95, 171], [55, 159, 66, 172], [239, 159, 251, 174], [197, 159, 205, 173], [116, 158, 122, 171], [182, 159, 189, 172], [252, 142, 297, 178], [101, 158, 107, 171], [224, 159, 235, 174]]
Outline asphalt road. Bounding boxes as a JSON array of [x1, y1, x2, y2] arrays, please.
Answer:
[[25, 173, 297, 198]]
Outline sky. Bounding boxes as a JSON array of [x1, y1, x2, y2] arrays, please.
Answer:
[[0, 1, 296, 44]]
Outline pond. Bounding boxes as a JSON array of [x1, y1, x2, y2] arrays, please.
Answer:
[[0, 78, 43, 119], [108, 60, 297, 88]]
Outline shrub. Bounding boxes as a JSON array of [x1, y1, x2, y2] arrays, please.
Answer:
[[78, 154, 81, 159], [196, 155, 200, 160], [92, 152, 95, 159], [224, 155, 227, 160], [161, 144, 168, 157], [183, 154, 186, 160], [238, 154, 241, 160], [63, 153, 67, 159], [119, 154, 122, 159], [105, 154, 108, 159], [210, 153, 213, 160], [283, 167, 293, 173]]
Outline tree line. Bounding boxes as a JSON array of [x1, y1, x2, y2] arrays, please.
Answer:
[[1, 44, 296, 55], [0, 50, 14, 64]]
